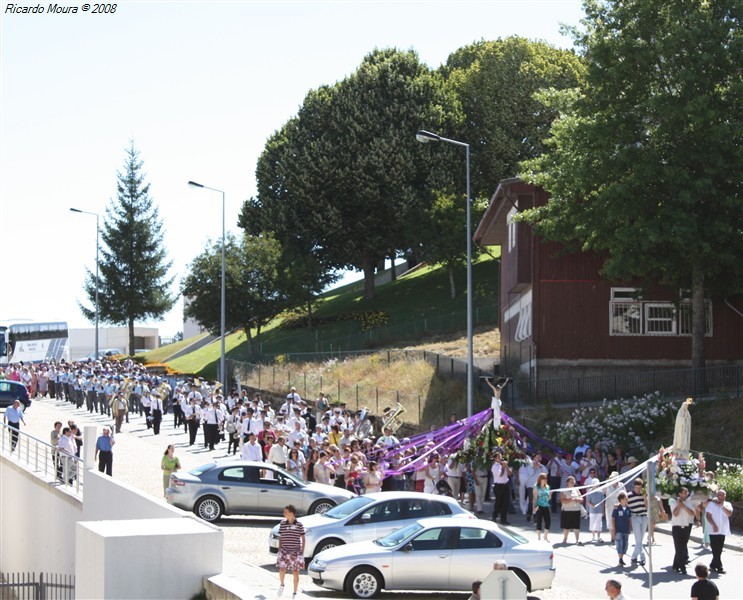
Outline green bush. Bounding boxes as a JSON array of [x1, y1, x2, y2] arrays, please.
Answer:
[[715, 463, 743, 502], [277, 310, 390, 332]]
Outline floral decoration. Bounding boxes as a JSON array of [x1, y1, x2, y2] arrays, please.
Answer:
[[457, 419, 527, 469]]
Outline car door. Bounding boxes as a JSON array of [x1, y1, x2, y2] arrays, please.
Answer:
[[345, 499, 405, 543], [257, 467, 297, 515], [216, 466, 260, 514], [389, 526, 456, 590], [450, 526, 507, 589]]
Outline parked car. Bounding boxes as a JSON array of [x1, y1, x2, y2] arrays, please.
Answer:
[[85, 349, 125, 360], [308, 517, 556, 598], [0, 380, 31, 409], [269, 491, 474, 559], [166, 460, 355, 522]]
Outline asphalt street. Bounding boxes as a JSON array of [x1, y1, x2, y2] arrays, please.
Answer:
[[12, 395, 743, 600]]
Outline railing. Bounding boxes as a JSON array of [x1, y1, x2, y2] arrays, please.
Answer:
[[230, 349, 495, 424], [0, 423, 83, 495], [0, 572, 75, 600], [508, 363, 743, 407]]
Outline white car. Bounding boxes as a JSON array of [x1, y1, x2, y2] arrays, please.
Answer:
[[308, 517, 556, 598], [268, 491, 473, 558]]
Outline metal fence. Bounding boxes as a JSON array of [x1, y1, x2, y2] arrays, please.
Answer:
[[0, 572, 75, 600], [230, 349, 495, 424], [508, 363, 743, 407], [0, 423, 83, 495], [229, 303, 499, 359]]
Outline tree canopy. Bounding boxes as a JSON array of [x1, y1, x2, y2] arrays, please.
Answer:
[[80, 142, 175, 354], [519, 0, 743, 368], [181, 233, 284, 353]]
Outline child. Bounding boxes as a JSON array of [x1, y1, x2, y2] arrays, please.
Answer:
[[612, 492, 632, 567], [586, 479, 605, 543]]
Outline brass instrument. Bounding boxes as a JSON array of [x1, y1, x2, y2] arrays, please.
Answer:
[[381, 402, 406, 434]]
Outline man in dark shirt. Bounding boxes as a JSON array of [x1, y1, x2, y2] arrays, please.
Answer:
[[690, 564, 719, 600]]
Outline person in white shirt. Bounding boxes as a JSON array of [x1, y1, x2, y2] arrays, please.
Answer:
[[241, 433, 263, 462], [705, 489, 733, 573], [140, 392, 153, 430], [312, 425, 328, 445], [314, 451, 335, 485], [669, 487, 696, 574], [287, 408, 306, 431], [57, 427, 78, 484], [202, 401, 223, 451], [288, 422, 307, 448], [281, 387, 301, 415], [524, 454, 548, 520], [150, 394, 164, 435], [268, 436, 289, 468]]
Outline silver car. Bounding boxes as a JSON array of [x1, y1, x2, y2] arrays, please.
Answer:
[[165, 460, 355, 522], [308, 517, 556, 598], [268, 491, 474, 558]]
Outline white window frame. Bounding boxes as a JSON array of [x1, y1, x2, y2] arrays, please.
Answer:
[[507, 206, 517, 253], [644, 303, 677, 335]]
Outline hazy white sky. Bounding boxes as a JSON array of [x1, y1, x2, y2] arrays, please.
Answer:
[[0, 0, 583, 337]]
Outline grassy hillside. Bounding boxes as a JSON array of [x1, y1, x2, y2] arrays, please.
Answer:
[[167, 254, 501, 378]]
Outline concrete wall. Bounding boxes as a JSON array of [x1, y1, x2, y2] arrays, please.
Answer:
[[75, 519, 222, 600], [0, 456, 83, 575], [82, 469, 185, 521]]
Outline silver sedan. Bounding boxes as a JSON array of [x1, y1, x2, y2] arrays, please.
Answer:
[[166, 460, 356, 522], [268, 491, 475, 558], [308, 517, 556, 598]]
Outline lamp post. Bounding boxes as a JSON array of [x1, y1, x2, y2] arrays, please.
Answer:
[[416, 130, 473, 417], [188, 181, 226, 393], [69, 208, 100, 359]]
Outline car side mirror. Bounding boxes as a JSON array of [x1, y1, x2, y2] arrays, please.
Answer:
[[285, 479, 295, 487], [360, 513, 372, 522], [402, 543, 414, 552]]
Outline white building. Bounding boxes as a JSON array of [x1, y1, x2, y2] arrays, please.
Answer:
[[69, 326, 159, 360]]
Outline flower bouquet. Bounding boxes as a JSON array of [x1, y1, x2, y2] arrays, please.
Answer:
[[655, 447, 713, 498], [457, 419, 527, 469]]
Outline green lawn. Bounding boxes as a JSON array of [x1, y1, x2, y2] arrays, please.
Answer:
[[164, 254, 500, 378]]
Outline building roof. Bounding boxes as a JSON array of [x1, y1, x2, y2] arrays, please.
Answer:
[[473, 177, 523, 246]]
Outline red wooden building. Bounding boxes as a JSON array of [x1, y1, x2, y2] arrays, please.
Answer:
[[474, 179, 743, 388]]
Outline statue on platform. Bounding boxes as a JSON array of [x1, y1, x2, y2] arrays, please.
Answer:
[[673, 398, 693, 460], [484, 377, 510, 429]]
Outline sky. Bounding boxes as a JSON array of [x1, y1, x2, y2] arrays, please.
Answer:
[[0, 0, 584, 338]]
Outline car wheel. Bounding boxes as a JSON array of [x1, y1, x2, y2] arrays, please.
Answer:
[[194, 496, 224, 522], [509, 568, 531, 592], [314, 537, 344, 556], [309, 499, 336, 515], [346, 566, 383, 599]]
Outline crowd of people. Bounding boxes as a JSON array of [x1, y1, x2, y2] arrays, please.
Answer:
[[2, 358, 734, 593]]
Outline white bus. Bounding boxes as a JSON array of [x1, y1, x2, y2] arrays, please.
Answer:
[[0, 322, 70, 366]]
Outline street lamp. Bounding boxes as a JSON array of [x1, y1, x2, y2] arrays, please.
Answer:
[[188, 180, 226, 393], [416, 130, 474, 418], [69, 208, 100, 359]]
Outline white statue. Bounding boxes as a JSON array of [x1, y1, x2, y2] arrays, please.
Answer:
[[673, 398, 693, 460]]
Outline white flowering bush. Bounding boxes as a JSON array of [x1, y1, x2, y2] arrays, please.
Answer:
[[715, 462, 743, 502], [543, 392, 678, 457]]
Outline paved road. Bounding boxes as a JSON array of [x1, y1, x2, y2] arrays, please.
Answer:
[[14, 396, 743, 599]]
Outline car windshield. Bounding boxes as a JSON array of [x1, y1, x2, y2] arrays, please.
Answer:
[[377, 522, 424, 548], [323, 496, 374, 519]]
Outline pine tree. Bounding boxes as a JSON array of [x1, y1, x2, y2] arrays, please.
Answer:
[[80, 142, 175, 354]]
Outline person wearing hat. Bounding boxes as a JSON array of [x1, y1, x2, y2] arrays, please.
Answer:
[[150, 392, 164, 435], [282, 386, 301, 415], [621, 456, 639, 491]]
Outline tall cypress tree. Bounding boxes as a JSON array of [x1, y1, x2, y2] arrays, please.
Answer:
[[80, 142, 175, 354]]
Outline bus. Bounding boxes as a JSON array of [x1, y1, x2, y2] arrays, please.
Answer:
[[0, 322, 70, 366]]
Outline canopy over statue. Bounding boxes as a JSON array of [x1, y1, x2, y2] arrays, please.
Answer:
[[672, 398, 693, 460]]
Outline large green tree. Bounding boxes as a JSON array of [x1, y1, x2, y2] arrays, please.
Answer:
[[243, 48, 459, 302], [181, 233, 284, 353], [519, 0, 743, 369], [442, 36, 585, 200], [80, 143, 175, 354]]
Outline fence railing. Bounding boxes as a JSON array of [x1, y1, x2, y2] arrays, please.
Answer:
[[0, 572, 75, 600], [507, 364, 743, 407], [229, 303, 499, 359], [0, 423, 83, 495], [230, 349, 495, 424]]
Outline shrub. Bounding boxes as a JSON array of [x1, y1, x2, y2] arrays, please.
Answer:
[[715, 462, 743, 502], [542, 392, 678, 457]]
